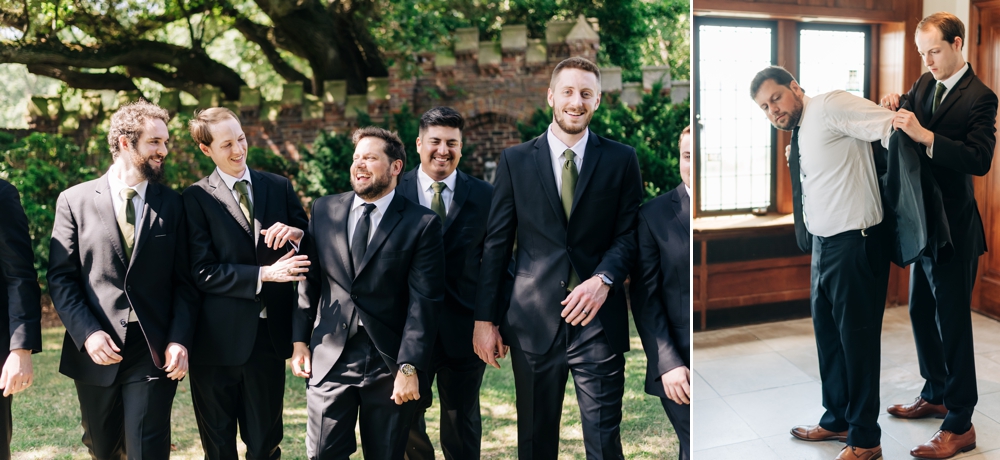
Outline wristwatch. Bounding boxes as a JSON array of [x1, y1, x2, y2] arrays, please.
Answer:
[[399, 363, 416, 377], [596, 273, 613, 287]]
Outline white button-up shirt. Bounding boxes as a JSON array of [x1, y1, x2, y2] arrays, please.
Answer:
[[546, 125, 588, 195]]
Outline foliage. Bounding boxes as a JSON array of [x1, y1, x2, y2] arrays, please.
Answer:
[[518, 85, 689, 202]]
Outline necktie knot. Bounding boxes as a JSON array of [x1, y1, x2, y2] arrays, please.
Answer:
[[234, 180, 250, 195], [431, 181, 446, 193], [361, 203, 377, 216], [120, 188, 137, 201], [563, 149, 576, 167]]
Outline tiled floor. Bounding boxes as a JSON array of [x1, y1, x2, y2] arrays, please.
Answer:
[[693, 306, 1000, 459]]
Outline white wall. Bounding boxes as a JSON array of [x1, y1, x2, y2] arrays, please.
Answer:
[[924, 0, 971, 59]]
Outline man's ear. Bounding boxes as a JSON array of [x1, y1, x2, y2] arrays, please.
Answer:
[[118, 134, 131, 154], [392, 159, 403, 175], [198, 143, 212, 157]]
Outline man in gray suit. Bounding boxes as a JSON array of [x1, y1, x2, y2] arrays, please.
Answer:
[[48, 100, 199, 460]]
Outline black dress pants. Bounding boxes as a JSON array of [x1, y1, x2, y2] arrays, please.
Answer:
[[75, 323, 178, 460], [909, 254, 979, 434], [811, 226, 890, 449], [660, 397, 690, 460], [404, 341, 486, 460], [190, 319, 285, 460], [508, 317, 626, 460]]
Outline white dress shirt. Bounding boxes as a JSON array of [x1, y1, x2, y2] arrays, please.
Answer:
[[347, 190, 396, 327], [108, 170, 148, 323], [796, 90, 893, 237], [546, 125, 588, 194], [415, 166, 457, 213], [926, 62, 969, 159]]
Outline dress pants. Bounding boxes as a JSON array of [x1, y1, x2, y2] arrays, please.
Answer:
[[660, 397, 690, 460], [74, 323, 178, 460], [306, 327, 422, 460], [811, 225, 890, 449], [191, 319, 285, 460], [0, 392, 9, 460], [508, 316, 626, 460], [909, 254, 979, 434], [405, 339, 487, 460]]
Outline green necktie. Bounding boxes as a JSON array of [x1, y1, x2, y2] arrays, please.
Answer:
[[430, 181, 447, 222], [234, 180, 254, 226], [561, 149, 581, 290], [118, 188, 137, 261], [932, 82, 946, 115]]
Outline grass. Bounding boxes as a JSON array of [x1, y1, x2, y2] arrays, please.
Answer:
[[12, 322, 677, 459]]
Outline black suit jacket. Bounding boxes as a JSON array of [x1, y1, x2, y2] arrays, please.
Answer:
[[902, 66, 997, 261], [631, 185, 690, 398], [183, 169, 308, 366], [48, 175, 198, 386], [396, 169, 493, 358], [294, 191, 445, 384], [0, 180, 42, 359], [475, 131, 643, 355]]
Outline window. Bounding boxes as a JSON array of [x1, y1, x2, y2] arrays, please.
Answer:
[[695, 18, 776, 215], [798, 24, 871, 99]]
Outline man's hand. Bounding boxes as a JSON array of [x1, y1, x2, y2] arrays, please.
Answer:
[[85, 331, 123, 365], [0, 349, 33, 397], [261, 223, 304, 250], [893, 109, 934, 147], [880, 93, 902, 111], [561, 276, 610, 326], [164, 342, 188, 380], [290, 342, 312, 378], [261, 251, 310, 283], [391, 370, 420, 405], [472, 321, 507, 369], [661, 366, 691, 405], [785, 144, 791, 164]]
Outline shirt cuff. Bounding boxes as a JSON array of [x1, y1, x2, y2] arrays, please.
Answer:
[[927, 141, 934, 159], [289, 240, 300, 253], [256, 268, 263, 294]]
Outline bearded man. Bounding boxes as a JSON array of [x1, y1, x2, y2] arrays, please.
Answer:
[[48, 100, 199, 460]]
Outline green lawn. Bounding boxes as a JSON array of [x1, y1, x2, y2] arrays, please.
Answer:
[[11, 323, 677, 459]]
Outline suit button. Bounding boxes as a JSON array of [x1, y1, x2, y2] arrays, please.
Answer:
[[560, 281, 566, 288], [342, 323, 348, 329], [120, 319, 127, 327], [126, 285, 132, 292], [567, 246, 573, 252], [351, 294, 357, 300]]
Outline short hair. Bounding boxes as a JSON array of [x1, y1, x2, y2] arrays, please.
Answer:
[[107, 100, 170, 160], [918, 12, 965, 47], [679, 125, 692, 144], [550, 57, 602, 89], [750, 66, 797, 99], [352, 126, 406, 170], [189, 107, 241, 146], [419, 107, 464, 134]]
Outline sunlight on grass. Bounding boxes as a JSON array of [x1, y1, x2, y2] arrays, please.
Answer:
[[12, 323, 679, 459]]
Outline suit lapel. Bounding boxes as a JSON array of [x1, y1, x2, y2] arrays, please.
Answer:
[[397, 169, 419, 203], [356, 193, 404, 277], [928, 67, 975, 128], [532, 135, 567, 226], [131, 183, 161, 262], [94, 175, 129, 268], [570, 132, 602, 218], [445, 171, 470, 233], [249, 169, 267, 246], [673, 184, 690, 234], [333, 193, 355, 281], [209, 170, 253, 237]]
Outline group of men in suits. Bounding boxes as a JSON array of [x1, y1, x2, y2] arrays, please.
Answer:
[[0, 54, 691, 460], [751, 11, 995, 460]]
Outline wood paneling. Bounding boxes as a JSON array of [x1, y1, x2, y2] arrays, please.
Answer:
[[878, 22, 906, 99]]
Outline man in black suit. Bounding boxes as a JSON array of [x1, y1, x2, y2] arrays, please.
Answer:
[[399, 107, 493, 460], [48, 100, 199, 459], [631, 125, 691, 460], [0, 179, 42, 458], [880, 12, 997, 459], [183, 108, 310, 460], [291, 126, 444, 459], [473, 57, 643, 459]]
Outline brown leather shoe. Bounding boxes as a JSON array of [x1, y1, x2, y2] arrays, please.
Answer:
[[887, 397, 948, 419], [790, 424, 848, 442], [910, 426, 976, 459], [835, 445, 882, 460]]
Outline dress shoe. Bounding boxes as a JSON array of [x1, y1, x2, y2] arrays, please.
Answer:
[[836, 445, 882, 460], [790, 424, 848, 442], [910, 426, 976, 459], [887, 396, 947, 419]]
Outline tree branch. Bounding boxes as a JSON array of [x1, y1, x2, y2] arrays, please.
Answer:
[[125, 64, 202, 98], [26, 64, 139, 92], [231, 17, 312, 93]]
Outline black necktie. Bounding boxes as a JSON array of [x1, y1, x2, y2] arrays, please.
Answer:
[[932, 82, 946, 115], [351, 203, 377, 273], [789, 127, 812, 252]]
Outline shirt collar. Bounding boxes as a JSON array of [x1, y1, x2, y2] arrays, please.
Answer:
[[797, 95, 812, 128], [217, 167, 252, 191], [416, 166, 458, 193], [352, 189, 396, 215], [107, 166, 148, 200], [547, 124, 589, 161], [937, 62, 969, 90]]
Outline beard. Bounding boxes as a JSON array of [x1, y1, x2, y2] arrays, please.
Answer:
[[772, 98, 804, 132], [132, 151, 165, 183], [554, 107, 593, 135], [351, 171, 393, 201]]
